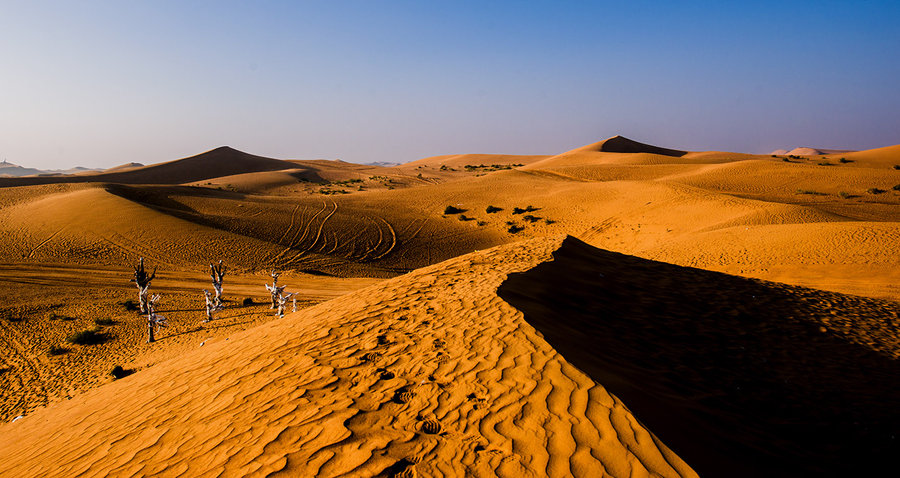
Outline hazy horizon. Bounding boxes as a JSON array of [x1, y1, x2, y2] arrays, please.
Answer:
[[2, 1, 898, 170]]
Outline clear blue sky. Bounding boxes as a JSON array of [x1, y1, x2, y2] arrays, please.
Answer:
[[1, 1, 898, 169]]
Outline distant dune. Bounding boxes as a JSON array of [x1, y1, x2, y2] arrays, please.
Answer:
[[103, 162, 144, 172], [0, 147, 295, 187], [771, 147, 858, 156]]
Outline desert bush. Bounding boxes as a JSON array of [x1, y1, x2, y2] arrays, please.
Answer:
[[544, 218, 556, 224], [485, 205, 502, 213], [111, 366, 134, 379], [867, 188, 886, 194], [94, 318, 117, 326], [893, 165, 900, 170], [782, 157, 791, 162], [817, 162, 833, 166], [242, 297, 254, 306], [458, 214, 474, 221], [122, 299, 139, 311], [839, 157, 852, 163], [443, 205, 464, 214], [476, 220, 487, 226], [796, 189, 826, 195], [68, 328, 110, 346], [48, 346, 70, 356], [892, 184, 900, 191], [522, 215, 541, 223], [512, 207, 525, 214], [838, 191, 852, 199], [507, 224, 524, 233]]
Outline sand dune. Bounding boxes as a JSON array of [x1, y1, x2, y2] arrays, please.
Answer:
[[0, 237, 696, 478], [0, 147, 296, 187]]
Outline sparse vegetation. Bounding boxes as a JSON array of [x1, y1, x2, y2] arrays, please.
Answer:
[[782, 157, 792, 162], [839, 191, 853, 199], [462, 163, 523, 172], [94, 318, 117, 326], [317, 187, 349, 195], [867, 188, 886, 194], [443, 205, 465, 214], [544, 218, 556, 224], [522, 214, 541, 223], [485, 205, 502, 213], [458, 214, 474, 221], [893, 184, 900, 191], [507, 224, 524, 233], [512, 205, 538, 215], [839, 157, 852, 163], [796, 189, 826, 195], [68, 328, 110, 346], [476, 220, 487, 226], [817, 161, 833, 166]]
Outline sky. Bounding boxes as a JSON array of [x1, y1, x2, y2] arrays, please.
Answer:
[[1, 0, 898, 169]]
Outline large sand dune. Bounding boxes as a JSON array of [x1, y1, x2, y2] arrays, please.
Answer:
[[0, 237, 697, 478]]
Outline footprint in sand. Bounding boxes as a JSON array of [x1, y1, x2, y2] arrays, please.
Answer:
[[421, 418, 442, 434]]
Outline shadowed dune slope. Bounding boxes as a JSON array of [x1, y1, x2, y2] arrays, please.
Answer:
[[574, 135, 687, 157], [499, 237, 900, 477], [0, 236, 695, 478]]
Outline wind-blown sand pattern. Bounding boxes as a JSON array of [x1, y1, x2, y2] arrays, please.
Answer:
[[0, 236, 695, 477]]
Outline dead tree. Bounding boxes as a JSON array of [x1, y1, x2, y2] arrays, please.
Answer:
[[265, 270, 284, 309], [202, 289, 221, 323], [292, 296, 297, 313], [146, 294, 168, 343], [209, 260, 227, 307], [276, 292, 295, 318], [131, 257, 156, 313]]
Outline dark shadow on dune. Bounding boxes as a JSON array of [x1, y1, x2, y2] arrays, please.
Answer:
[[600, 135, 688, 157], [498, 236, 900, 478]]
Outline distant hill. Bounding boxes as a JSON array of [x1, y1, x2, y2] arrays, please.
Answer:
[[0, 160, 99, 178]]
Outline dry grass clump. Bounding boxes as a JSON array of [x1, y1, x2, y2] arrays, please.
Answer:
[[68, 328, 110, 346], [443, 205, 465, 214]]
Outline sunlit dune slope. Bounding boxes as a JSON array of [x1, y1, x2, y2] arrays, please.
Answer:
[[499, 237, 900, 477], [0, 236, 696, 478]]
